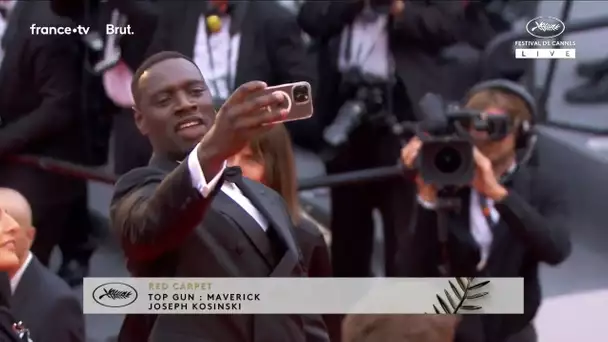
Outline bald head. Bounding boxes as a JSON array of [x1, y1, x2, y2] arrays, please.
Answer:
[[0, 188, 32, 228]]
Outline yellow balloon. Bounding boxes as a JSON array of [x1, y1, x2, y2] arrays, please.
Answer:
[[206, 15, 222, 33]]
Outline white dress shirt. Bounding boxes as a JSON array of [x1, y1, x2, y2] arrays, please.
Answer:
[[11, 252, 33, 293], [193, 16, 241, 100], [338, 10, 391, 80], [187, 144, 268, 231]]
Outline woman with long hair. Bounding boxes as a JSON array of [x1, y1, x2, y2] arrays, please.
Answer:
[[228, 124, 339, 341]]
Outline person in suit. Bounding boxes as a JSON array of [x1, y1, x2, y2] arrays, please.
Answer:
[[0, 205, 29, 342], [228, 124, 340, 341], [0, 188, 85, 342], [50, 0, 161, 176], [0, 1, 91, 281], [297, 0, 472, 278], [119, 0, 320, 168], [342, 314, 460, 342], [111, 50, 328, 342], [398, 80, 572, 342]]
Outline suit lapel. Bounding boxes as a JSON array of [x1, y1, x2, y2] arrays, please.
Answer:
[[11, 257, 39, 313], [213, 191, 275, 267], [240, 179, 300, 260]]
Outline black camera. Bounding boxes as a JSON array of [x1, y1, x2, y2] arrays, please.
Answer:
[[323, 69, 387, 147], [417, 94, 512, 187]]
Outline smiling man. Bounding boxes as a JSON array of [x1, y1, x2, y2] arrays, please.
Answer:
[[112, 51, 329, 342]]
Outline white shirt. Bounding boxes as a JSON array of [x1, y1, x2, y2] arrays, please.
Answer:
[[11, 252, 33, 293], [193, 16, 241, 100], [0, 0, 16, 67], [416, 165, 516, 270], [186, 144, 268, 231], [338, 10, 391, 80]]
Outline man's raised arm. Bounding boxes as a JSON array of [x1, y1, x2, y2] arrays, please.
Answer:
[[110, 145, 225, 262]]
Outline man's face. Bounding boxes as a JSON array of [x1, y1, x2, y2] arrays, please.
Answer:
[[0, 209, 19, 271], [468, 106, 517, 165], [134, 58, 215, 159]]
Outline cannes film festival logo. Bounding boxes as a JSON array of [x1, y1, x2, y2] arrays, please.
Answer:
[[93, 282, 138, 308], [526, 16, 566, 39]]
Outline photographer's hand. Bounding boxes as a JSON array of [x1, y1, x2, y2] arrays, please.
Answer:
[[471, 148, 508, 201], [401, 137, 437, 203]]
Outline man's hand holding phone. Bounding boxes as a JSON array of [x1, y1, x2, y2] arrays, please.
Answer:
[[197, 81, 288, 175]]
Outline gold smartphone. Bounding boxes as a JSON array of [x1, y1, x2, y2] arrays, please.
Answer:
[[265, 81, 314, 123]]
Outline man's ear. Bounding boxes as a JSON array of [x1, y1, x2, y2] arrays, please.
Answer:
[[133, 107, 148, 135], [26, 226, 35, 243]]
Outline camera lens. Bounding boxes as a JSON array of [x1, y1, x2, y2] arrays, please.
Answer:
[[292, 85, 309, 103], [434, 147, 462, 174]]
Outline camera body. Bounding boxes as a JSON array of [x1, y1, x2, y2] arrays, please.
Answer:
[[323, 69, 388, 147], [417, 95, 512, 187]]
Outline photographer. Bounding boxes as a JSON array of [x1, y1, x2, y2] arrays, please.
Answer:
[[397, 81, 571, 342], [297, 0, 466, 277]]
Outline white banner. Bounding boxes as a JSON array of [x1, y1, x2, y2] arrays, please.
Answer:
[[83, 277, 523, 314]]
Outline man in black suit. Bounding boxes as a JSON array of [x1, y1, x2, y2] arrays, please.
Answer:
[[397, 81, 571, 342], [297, 0, 472, 278], [109, 0, 320, 174], [0, 188, 84, 342], [111, 51, 328, 342], [0, 1, 91, 279]]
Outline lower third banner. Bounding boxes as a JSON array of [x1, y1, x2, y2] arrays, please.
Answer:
[[83, 277, 523, 314]]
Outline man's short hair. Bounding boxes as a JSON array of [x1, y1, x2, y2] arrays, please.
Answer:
[[342, 314, 460, 342], [131, 51, 198, 105]]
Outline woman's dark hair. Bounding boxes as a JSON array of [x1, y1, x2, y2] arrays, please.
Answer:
[[249, 124, 300, 224]]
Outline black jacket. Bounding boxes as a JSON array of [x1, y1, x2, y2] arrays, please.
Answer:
[[0, 1, 86, 204], [11, 256, 84, 342], [0, 274, 22, 342], [111, 156, 328, 342], [396, 166, 571, 342]]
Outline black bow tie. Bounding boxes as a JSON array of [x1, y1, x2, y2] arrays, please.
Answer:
[[224, 166, 243, 184]]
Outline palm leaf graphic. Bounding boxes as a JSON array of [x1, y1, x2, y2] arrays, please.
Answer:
[[430, 278, 490, 314]]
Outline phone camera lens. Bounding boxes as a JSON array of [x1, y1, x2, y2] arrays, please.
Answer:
[[292, 85, 309, 103]]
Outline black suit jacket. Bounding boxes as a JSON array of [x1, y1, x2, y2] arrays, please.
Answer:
[[111, 155, 328, 342], [11, 256, 85, 342], [293, 217, 342, 342], [147, 1, 315, 90], [0, 1, 85, 205], [396, 166, 571, 342], [0, 274, 20, 342], [298, 0, 472, 126]]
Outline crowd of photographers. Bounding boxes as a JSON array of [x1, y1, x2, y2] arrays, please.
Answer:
[[0, 0, 572, 341]]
